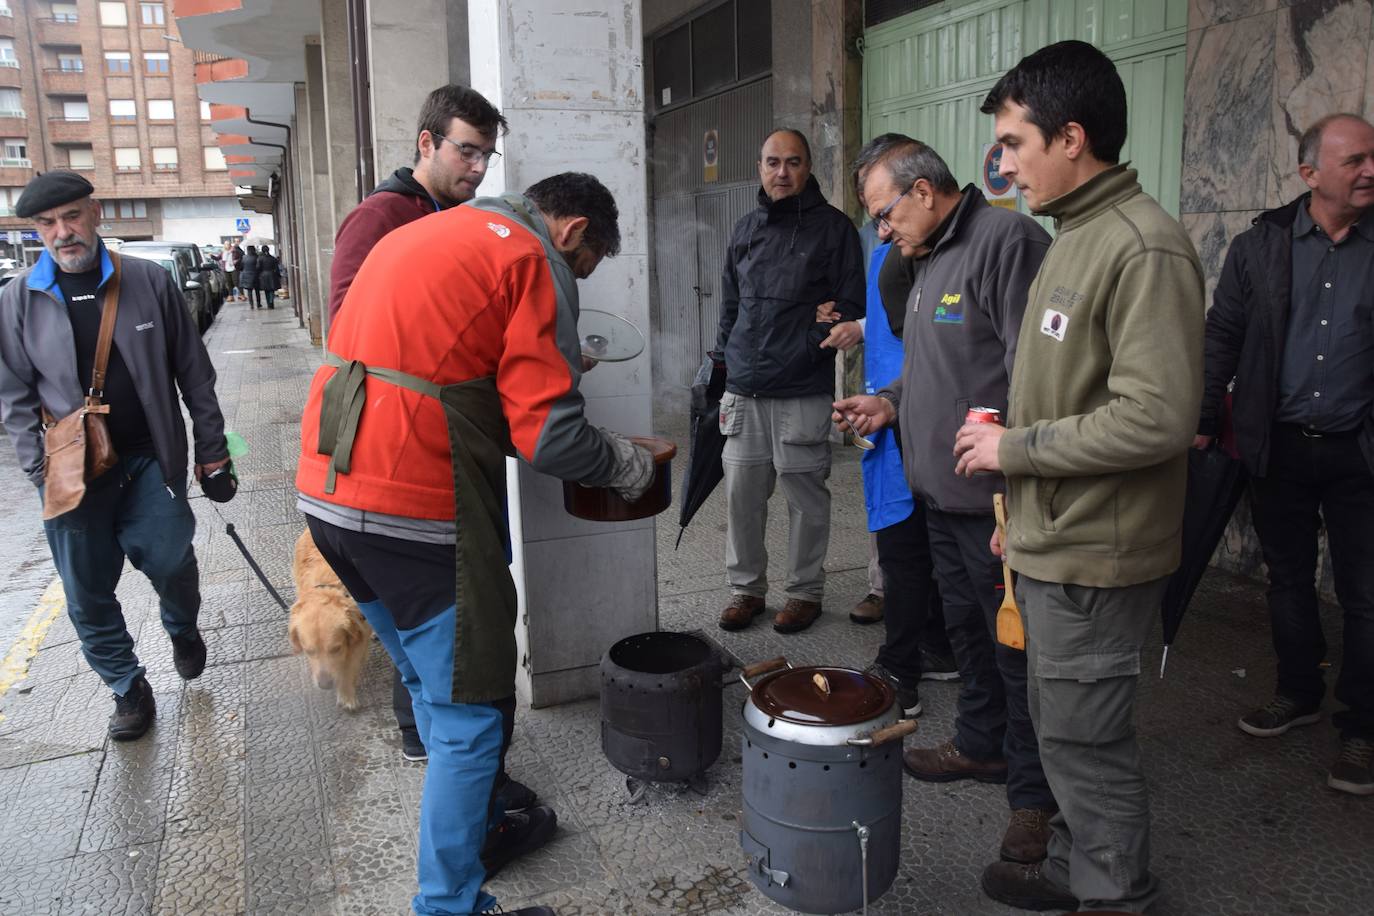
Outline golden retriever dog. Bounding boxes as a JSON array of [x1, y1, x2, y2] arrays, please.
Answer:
[[288, 528, 372, 711]]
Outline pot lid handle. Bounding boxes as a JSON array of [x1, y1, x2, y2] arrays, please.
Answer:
[[846, 718, 918, 747], [738, 656, 790, 689]]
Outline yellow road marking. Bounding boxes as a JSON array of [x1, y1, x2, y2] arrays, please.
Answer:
[[0, 577, 66, 720]]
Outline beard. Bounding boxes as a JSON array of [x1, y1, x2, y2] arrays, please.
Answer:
[[49, 234, 98, 272]]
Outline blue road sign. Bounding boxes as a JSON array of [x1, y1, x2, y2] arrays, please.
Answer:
[[235, 218, 251, 234]]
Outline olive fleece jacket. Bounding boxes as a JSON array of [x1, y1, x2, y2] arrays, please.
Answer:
[[997, 165, 1205, 588]]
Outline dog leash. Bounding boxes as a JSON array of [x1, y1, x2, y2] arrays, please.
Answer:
[[203, 500, 290, 611]]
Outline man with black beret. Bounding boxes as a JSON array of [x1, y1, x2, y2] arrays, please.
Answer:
[[0, 171, 231, 740]]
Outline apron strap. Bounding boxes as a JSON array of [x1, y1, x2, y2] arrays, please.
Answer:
[[317, 352, 443, 494]]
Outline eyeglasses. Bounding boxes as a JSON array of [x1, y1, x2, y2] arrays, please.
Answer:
[[874, 186, 912, 232], [436, 135, 501, 166]]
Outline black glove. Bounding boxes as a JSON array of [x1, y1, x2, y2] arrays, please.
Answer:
[[201, 463, 238, 503]]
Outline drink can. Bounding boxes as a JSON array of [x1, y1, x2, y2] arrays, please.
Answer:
[[965, 406, 1002, 426]]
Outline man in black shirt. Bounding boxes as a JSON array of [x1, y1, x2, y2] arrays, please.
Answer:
[[0, 171, 230, 742]]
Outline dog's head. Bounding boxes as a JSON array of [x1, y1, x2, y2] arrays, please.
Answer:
[[288, 590, 369, 690]]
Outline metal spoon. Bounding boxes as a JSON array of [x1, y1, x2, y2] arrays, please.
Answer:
[[841, 413, 875, 450]]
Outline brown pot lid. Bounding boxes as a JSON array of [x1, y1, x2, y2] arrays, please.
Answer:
[[629, 435, 677, 464], [751, 666, 893, 726]]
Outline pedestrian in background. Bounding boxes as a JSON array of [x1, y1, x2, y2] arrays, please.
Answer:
[[239, 244, 261, 309], [227, 240, 244, 300], [257, 245, 280, 310]]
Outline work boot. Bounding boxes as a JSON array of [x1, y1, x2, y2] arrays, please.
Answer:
[[1000, 807, 1055, 863], [865, 660, 921, 717], [496, 776, 540, 812], [1237, 694, 1321, 738], [773, 599, 821, 634], [482, 805, 558, 880], [903, 739, 1008, 784], [919, 646, 960, 681], [718, 594, 765, 631], [170, 629, 207, 680], [980, 861, 1077, 911], [849, 592, 884, 624], [109, 675, 156, 741], [1328, 736, 1374, 796]]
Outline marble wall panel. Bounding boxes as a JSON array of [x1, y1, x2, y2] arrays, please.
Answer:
[[1182, 13, 1278, 212], [1268, 0, 1373, 204], [1190, 0, 1278, 29], [1182, 210, 1263, 306]]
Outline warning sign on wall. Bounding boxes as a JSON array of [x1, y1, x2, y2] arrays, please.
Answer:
[[703, 129, 720, 184], [982, 143, 1018, 210]]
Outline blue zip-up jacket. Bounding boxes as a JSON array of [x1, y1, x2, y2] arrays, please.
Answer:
[[861, 240, 915, 532]]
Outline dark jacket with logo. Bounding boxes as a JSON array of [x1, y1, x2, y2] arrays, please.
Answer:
[[329, 167, 437, 321], [878, 187, 1049, 513], [1200, 194, 1374, 477], [715, 176, 864, 398]]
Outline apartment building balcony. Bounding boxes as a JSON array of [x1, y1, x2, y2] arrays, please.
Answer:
[[41, 67, 87, 95], [0, 163, 35, 185], [0, 62, 20, 89], [0, 112, 24, 135], [47, 117, 91, 144], [0, 10, 14, 39], [33, 17, 80, 48]]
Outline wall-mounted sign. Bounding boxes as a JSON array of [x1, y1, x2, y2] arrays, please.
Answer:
[[703, 129, 719, 184], [982, 143, 1018, 210], [236, 217, 252, 233]]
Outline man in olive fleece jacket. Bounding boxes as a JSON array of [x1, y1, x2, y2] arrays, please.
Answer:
[[955, 42, 1204, 914]]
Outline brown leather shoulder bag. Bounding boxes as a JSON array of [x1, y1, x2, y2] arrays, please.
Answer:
[[41, 253, 122, 520]]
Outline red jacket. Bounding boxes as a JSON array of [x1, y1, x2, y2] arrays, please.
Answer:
[[327, 168, 436, 321], [297, 194, 620, 519]]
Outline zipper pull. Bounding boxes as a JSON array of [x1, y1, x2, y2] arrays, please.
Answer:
[[165, 484, 175, 499], [913, 287, 923, 315]]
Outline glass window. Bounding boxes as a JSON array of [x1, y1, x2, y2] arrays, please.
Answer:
[[113, 199, 146, 218], [200, 100, 212, 121], [139, 3, 164, 26], [105, 51, 132, 73], [0, 188, 18, 215], [652, 24, 690, 109], [98, 2, 127, 27], [691, 3, 735, 97], [736, 0, 771, 79], [114, 147, 141, 171], [3, 138, 28, 161], [109, 99, 136, 120], [57, 53, 84, 72], [62, 99, 89, 121], [0, 88, 21, 115], [51, 3, 78, 22], [0, 39, 16, 65], [144, 52, 169, 74], [203, 146, 227, 170], [68, 146, 94, 170], [147, 99, 174, 120], [152, 146, 177, 170]]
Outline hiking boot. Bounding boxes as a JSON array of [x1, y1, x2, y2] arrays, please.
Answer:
[[481, 805, 558, 880], [904, 738, 1007, 784], [850, 593, 884, 624], [497, 776, 540, 812], [1327, 737, 1374, 796], [1000, 807, 1055, 863], [980, 861, 1077, 911], [400, 729, 427, 762], [170, 629, 207, 680], [773, 599, 821, 634], [109, 675, 156, 741], [919, 646, 960, 681], [1237, 695, 1321, 738], [718, 594, 766, 631], [865, 660, 921, 717]]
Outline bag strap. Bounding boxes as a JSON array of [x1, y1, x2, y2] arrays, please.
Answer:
[[88, 252, 121, 403]]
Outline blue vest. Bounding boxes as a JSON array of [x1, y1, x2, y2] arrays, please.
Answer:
[[861, 241, 915, 531]]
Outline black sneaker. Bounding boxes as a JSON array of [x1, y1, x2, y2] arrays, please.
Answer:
[[496, 776, 539, 812], [109, 675, 156, 741], [481, 906, 556, 915], [170, 629, 207, 680], [481, 805, 558, 880], [1328, 737, 1374, 796], [400, 729, 427, 762], [919, 647, 960, 681], [980, 860, 1077, 911], [1237, 695, 1321, 738], [865, 661, 921, 718]]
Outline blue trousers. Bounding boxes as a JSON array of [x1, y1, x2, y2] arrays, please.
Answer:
[[357, 600, 504, 916], [42, 455, 200, 697]]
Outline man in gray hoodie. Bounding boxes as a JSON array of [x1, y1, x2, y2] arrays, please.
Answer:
[[834, 138, 1055, 865]]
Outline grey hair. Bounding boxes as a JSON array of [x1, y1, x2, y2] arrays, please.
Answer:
[[852, 133, 915, 196], [1298, 113, 1368, 169], [872, 138, 960, 195]]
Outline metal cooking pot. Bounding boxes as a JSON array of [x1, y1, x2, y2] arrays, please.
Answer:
[[738, 658, 916, 915], [563, 435, 676, 521]]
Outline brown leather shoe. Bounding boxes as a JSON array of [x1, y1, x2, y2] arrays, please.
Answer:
[[773, 599, 821, 634], [1000, 807, 1054, 863], [719, 594, 766, 631], [980, 861, 1077, 911], [849, 592, 884, 624], [903, 738, 1008, 784]]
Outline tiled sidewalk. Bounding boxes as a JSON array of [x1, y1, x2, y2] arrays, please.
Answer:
[[0, 299, 1370, 915]]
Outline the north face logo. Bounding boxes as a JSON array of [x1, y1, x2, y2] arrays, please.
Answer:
[[487, 222, 511, 238]]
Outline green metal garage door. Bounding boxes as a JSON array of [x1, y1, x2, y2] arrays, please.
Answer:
[[863, 0, 1187, 220]]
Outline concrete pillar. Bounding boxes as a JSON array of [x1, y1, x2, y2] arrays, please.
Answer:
[[772, 0, 813, 135], [304, 41, 332, 345], [320, 0, 359, 243], [446, 0, 470, 86], [291, 86, 316, 329], [469, 0, 656, 707], [811, 0, 863, 217], [365, 0, 453, 181]]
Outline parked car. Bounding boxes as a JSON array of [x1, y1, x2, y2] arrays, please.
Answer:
[[120, 247, 212, 333], [120, 241, 226, 312]]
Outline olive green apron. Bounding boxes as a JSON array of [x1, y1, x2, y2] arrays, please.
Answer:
[[315, 354, 518, 704]]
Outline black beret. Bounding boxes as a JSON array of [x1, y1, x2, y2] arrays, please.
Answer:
[[15, 170, 94, 219]]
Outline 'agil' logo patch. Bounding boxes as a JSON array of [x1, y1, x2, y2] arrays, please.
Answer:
[[933, 292, 964, 324]]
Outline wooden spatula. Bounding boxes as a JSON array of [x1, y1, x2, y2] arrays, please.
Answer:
[[992, 493, 1025, 651]]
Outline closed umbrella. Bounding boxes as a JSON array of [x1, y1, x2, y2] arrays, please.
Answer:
[[674, 354, 727, 548]]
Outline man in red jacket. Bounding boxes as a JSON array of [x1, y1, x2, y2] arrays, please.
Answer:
[[328, 85, 507, 322]]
